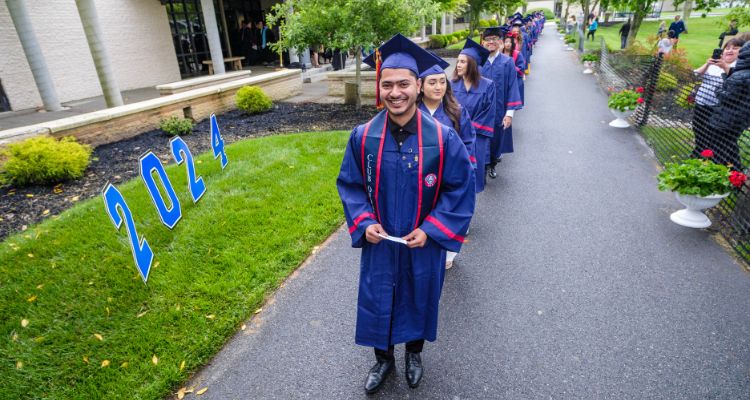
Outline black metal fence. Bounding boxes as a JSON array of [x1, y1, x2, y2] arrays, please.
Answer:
[[592, 38, 750, 262]]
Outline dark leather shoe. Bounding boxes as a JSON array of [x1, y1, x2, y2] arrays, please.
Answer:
[[364, 356, 394, 394], [405, 352, 423, 388], [488, 165, 498, 179]]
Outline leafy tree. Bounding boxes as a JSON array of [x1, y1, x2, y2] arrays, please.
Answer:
[[607, 0, 659, 48], [267, 0, 445, 108], [722, 7, 750, 29]]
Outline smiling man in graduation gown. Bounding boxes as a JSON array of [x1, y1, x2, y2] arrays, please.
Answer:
[[336, 33, 476, 394]]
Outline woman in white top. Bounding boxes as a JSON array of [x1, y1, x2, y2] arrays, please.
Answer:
[[658, 30, 676, 54], [691, 38, 744, 157]]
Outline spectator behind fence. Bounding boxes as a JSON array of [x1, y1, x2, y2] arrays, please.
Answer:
[[708, 41, 750, 171], [692, 38, 745, 158], [658, 30, 676, 54], [669, 15, 687, 47], [587, 17, 598, 41], [719, 19, 739, 48], [567, 15, 576, 35], [657, 20, 667, 38], [619, 19, 631, 49]]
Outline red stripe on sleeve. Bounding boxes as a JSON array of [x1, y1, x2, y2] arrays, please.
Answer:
[[349, 212, 377, 233], [469, 156, 477, 163], [507, 101, 522, 107], [424, 215, 465, 243], [471, 122, 494, 133]]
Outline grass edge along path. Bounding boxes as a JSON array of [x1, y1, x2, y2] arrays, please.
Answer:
[[0, 130, 349, 399]]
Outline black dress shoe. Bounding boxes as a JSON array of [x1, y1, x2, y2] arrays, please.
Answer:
[[488, 165, 498, 179], [404, 352, 423, 388], [364, 356, 394, 394]]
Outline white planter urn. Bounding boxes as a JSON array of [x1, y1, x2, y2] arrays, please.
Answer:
[[583, 61, 594, 74], [608, 108, 635, 128], [670, 192, 729, 228]]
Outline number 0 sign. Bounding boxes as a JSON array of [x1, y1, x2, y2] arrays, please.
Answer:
[[102, 114, 228, 283]]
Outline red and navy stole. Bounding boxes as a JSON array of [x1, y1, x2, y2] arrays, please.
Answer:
[[360, 109, 444, 229]]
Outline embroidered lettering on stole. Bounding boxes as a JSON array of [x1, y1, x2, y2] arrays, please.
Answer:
[[361, 110, 444, 228]]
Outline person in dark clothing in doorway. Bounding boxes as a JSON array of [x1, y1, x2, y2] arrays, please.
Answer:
[[256, 20, 276, 65]]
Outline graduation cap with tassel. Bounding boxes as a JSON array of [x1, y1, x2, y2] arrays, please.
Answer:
[[364, 33, 449, 110]]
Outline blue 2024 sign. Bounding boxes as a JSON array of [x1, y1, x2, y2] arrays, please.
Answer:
[[102, 114, 227, 283]]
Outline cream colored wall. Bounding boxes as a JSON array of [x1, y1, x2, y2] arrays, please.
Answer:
[[0, 0, 180, 112]]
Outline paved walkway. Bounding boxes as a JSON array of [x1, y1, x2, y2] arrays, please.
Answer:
[[184, 26, 750, 399]]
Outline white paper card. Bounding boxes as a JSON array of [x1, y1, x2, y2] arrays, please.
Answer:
[[378, 233, 408, 245]]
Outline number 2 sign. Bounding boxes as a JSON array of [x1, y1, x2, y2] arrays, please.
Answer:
[[102, 114, 228, 283]]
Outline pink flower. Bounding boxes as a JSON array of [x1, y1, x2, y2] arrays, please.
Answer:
[[637, 97, 645, 104], [700, 149, 714, 158], [636, 87, 645, 93]]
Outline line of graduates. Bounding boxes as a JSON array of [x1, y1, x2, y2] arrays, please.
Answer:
[[336, 11, 546, 395]]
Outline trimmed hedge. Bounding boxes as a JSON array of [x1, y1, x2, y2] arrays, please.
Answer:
[[158, 116, 194, 136], [235, 86, 273, 114], [0, 136, 92, 186]]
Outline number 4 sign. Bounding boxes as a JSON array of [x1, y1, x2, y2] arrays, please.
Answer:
[[102, 113, 228, 283]]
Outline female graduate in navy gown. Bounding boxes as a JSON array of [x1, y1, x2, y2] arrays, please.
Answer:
[[418, 63, 477, 269], [480, 27, 522, 179], [337, 33, 476, 394], [418, 64, 477, 170], [502, 31, 526, 104], [450, 38, 495, 193]]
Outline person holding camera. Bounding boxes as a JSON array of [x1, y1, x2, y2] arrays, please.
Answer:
[[692, 38, 745, 159]]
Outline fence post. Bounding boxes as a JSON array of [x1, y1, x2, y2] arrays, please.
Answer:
[[636, 52, 663, 127]]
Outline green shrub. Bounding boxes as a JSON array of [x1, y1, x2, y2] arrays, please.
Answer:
[[656, 71, 678, 92], [528, 8, 555, 20], [0, 136, 92, 186], [581, 53, 600, 62], [450, 36, 459, 44], [479, 19, 491, 28], [158, 116, 194, 136], [428, 34, 443, 48], [235, 85, 273, 114], [564, 34, 576, 44]]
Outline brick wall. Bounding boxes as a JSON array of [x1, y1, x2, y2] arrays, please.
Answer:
[[0, 0, 180, 111]]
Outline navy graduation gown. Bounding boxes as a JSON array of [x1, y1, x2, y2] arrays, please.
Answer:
[[512, 50, 526, 104], [419, 102, 477, 169], [336, 110, 476, 350], [481, 53, 522, 159], [451, 77, 495, 192]]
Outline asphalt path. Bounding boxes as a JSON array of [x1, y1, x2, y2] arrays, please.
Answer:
[[183, 24, 750, 399]]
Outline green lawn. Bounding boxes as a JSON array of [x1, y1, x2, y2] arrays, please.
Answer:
[[0, 130, 349, 399], [584, 16, 729, 68]]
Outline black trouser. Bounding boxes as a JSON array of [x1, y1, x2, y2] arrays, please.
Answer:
[[374, 340, 424, 360], [587, 30, 596, 40], [692, 104, 716, 157]]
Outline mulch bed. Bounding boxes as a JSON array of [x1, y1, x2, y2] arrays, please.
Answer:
[[0, 102, 376, 241]]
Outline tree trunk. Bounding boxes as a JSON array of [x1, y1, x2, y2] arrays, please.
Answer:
[[75, 0, 123, 107], [682, 0, 692, 30], [626, 9, 646, 47], [564, 1, 570, 23], [355, 46, 362, 110], [591, 0, 600, 17]]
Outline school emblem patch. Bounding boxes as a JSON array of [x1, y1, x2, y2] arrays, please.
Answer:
[[424, 173, 437, 188]]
